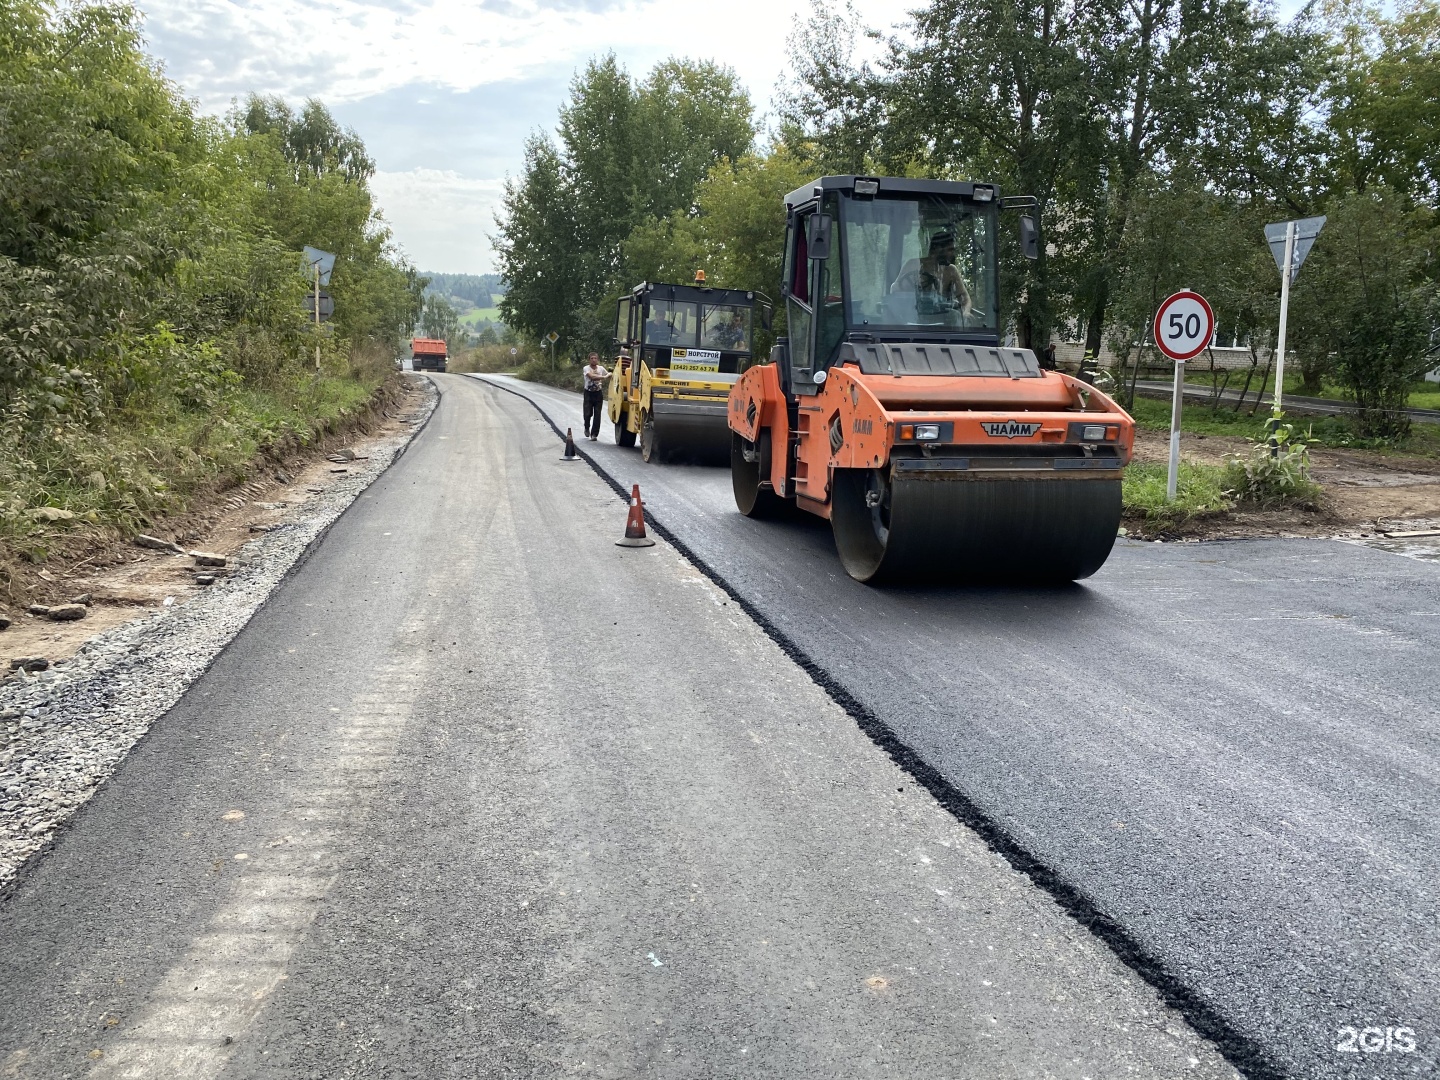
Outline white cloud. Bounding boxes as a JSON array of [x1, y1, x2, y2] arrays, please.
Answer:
[[370, 168, 506, 273], [139, 0, 906, 271]]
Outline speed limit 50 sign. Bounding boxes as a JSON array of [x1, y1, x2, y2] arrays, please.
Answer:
[[1153, 290, 1215, 361]]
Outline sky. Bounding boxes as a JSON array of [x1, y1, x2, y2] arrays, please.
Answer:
[[143, 0, 1316, 278], [141, 0, 901, 277]]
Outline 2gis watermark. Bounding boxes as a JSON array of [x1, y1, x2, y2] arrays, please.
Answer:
[[1335, 1024, 1419, 1055]]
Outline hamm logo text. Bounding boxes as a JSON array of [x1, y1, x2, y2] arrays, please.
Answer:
[[981, 420, 1042, 438]]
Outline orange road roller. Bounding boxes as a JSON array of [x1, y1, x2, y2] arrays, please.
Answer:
[[728, 175, 1135, 584]]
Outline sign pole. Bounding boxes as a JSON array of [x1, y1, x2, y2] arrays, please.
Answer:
[[1270, 221, 1296, 437], [314, 264, 322, 371], [1168, 356, 1185, 501], [1151, 289, 1216, 504]]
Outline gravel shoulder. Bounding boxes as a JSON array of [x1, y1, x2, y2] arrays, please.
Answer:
[[0, 377, 437, 890]]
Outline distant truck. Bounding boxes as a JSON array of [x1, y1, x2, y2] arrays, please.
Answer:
[[411, 337, 448, 373]]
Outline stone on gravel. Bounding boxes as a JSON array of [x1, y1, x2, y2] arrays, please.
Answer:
[[191, 552, 227, 567], [69, 594, 92, 607], [45, 605, 87, 622], [195, 575, 217, 586], [135, 534, 185, 555], [26, 605, 50, 617], [275, 469, 293, 484], [0, 613, 10, 631], [8, 658, 49, 672]]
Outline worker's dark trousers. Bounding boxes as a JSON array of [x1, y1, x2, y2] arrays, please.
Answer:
[[583, 389, 603, 439]]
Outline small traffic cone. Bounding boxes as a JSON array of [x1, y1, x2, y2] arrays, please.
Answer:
[[615, 484, 656, 547], [560, 428, 579, 461]]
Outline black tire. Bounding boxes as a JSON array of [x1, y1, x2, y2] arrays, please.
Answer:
[[731, 431, 787, 517], [640, 413, 663, 463], [830, 467, 1122, 585], [614, 418, 636, 447]]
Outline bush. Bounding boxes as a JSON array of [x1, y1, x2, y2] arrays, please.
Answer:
[[448, 343, 535, 374], [1221, 421, 1323, 507], [515, 357, 583, 391]]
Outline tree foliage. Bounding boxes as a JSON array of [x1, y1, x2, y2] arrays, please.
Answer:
[[495, 54, 754, 356], [771, 0, 1438, 435], [0, 0, 423, 545]]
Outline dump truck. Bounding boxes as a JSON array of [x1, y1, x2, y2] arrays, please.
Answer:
[[727, 176, 1135, 584], [411, 337, 448, 373], [608, 276, 759, 462]]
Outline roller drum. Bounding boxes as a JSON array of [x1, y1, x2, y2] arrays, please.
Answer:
[[831, 467, 1122, 584], [649, 403, 731, 464]]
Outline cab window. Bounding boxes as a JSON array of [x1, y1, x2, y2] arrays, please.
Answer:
[[701, 304, 752, 352], [644, 300, 699, 347]]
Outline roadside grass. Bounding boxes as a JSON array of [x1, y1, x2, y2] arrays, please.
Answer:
[[1122, 461, 1234, 525], [0, 349, 392, 573], [1125, 395, 1440, 455]]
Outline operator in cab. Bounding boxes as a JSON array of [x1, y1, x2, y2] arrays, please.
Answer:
[[890, 230, 973, 319], [709, 311, 749, 350], [645, 306, 672, 344]]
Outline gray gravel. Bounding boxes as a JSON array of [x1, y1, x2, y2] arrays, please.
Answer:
[[0, 380, 436, 890]]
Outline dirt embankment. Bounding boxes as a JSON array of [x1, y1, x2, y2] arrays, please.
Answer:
[[0, 375, 430, 670], [1127, 426, 1440, 540]]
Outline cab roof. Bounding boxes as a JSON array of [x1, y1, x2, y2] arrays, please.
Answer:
[[783, 175, 1001, 209], [627, 280, 756, 306]]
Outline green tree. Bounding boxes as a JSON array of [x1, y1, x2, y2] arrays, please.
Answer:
[[495, 135, 583, 348], [494, 54, 755, 355], [422, 295, 459, 342], [1288, 191, 1438, 436]]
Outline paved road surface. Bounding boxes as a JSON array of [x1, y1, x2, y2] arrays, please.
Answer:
[[478, 373, 1440, 1080], [0, 375, 1239, 1078]]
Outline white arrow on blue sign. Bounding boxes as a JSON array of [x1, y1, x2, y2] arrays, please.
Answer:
[[1264, 217, 1326, 284]]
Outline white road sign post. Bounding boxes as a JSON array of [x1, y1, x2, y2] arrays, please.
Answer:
[[1153, 290, 1216, 502], [1263, 217, 1326, 429], [303, 246, 336, 372]]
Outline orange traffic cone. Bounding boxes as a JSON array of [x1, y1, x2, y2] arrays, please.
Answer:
[[615, 484, 656, 548], [560, 427, 579, 461]]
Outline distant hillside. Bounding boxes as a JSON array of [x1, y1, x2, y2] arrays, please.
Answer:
[[423, 272, 504, 310]]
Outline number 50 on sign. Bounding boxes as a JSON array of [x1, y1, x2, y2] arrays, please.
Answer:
[[1153, 290, 1215, 361], [1152, 289, 1215, 502]]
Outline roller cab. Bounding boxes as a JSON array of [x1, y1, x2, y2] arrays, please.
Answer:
[[607, 277, 760, 463], [728, 176, 1135, 584]]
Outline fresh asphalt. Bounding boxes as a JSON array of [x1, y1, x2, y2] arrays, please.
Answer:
[[0, 375, 1243, 1078], [477, 373, 1440, 1080]]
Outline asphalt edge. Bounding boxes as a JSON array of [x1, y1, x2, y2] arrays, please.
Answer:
[[0, 378, 442, 903], [471, 371, 1283, 1080]]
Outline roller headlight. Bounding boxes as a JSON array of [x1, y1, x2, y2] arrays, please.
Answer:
[[914, 424, 941, 441]]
